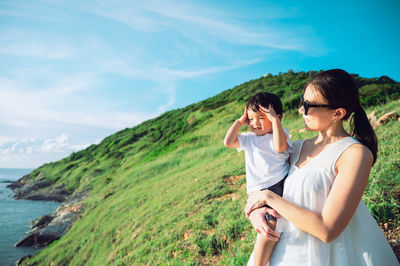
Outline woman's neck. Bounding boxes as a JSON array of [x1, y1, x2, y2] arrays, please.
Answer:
[[314, 122, 350, 145]]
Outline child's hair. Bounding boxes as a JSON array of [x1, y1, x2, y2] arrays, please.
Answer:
[[307, 69, 378, 164], [246, 92, 283, 117]]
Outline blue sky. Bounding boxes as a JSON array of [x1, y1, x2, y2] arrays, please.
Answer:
[[0, 0, 399, 168]]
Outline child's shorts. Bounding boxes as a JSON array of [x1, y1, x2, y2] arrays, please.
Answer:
[[261, 178, 285, 222]]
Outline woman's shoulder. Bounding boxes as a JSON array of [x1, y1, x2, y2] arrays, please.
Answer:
[[341, 141, 373, 160], [337, 140, 374, 170]]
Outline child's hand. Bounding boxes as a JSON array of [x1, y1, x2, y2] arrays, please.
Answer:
[[259, 104, 280, 122], [248, 207, 280, 240], [238, 107, 249, 125]]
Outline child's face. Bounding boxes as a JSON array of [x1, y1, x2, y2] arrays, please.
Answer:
[[247, 108, 272, 136]]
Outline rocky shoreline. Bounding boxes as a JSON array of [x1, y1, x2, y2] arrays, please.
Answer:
[[7, 177, 89, 264], [7, 177, 70, 202]]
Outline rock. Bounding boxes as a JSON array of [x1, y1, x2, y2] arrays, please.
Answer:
[[15, 230, 60, 248], [6, 173, 34, 189], [13, 181, 69, 202], [11, 178, 51, 194], [367, 111, 377, 122], [64, 188, 89, 204], [15, 204, 81, 248], [30, 214, 55, 229], [8, 171, 70, 202], [14, 189, 89, 248], [0, 180, 14, 184], [6, 180, 27, 189], [373, 111, 399, 129], [16, 254, 32, 266]]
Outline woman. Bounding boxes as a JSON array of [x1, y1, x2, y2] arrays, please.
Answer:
[[245, 69, 399, 265]]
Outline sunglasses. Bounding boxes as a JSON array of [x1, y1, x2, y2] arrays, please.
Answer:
[[301, 95, 336, 115]]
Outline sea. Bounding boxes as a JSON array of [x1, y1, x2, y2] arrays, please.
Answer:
[[0, 168, 60, 266]]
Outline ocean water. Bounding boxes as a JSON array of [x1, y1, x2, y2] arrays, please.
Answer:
[[0, 168, 60, 266]]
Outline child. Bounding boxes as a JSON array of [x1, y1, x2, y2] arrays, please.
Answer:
[[224, 92, 292, 266]]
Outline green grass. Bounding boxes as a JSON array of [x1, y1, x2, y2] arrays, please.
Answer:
[[20, 72, 399, 265], [363, 100, 400, 222]]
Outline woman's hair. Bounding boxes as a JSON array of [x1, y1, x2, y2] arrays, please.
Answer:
[[246, 92, 283, 116], [307, 69, 378, 164]]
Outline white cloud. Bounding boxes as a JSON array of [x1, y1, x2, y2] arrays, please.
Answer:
[[70, 143, 91, 151], [0, 134, 95, 168], [40, 133, 69, 153], [0, 134, 68, 154]]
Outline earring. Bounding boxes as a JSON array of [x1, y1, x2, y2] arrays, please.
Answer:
[[333, 119, 337, 123]]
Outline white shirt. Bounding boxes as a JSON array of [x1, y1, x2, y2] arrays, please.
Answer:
[[237, 130, 292, 193]]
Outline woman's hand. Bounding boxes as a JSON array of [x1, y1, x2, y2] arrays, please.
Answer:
[[245, 190, 269, 218], [248, 207, 280, 241]]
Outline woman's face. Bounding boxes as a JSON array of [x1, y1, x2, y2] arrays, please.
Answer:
[[299, 85, 336, 131]]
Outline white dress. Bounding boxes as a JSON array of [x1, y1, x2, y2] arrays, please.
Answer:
[[248, 137, 399, 266]]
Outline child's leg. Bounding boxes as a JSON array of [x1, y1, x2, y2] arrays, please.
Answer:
[[252, 219, 277, 266]]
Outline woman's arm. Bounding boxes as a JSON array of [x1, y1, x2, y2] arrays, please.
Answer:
[[246, 143, 373, 243]]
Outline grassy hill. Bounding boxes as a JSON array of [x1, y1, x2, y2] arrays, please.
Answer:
[[21, 71, 400, 265]]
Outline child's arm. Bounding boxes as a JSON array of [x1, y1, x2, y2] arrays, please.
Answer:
[[260, 105, 288, 153], [224, 107, 249, 148]]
